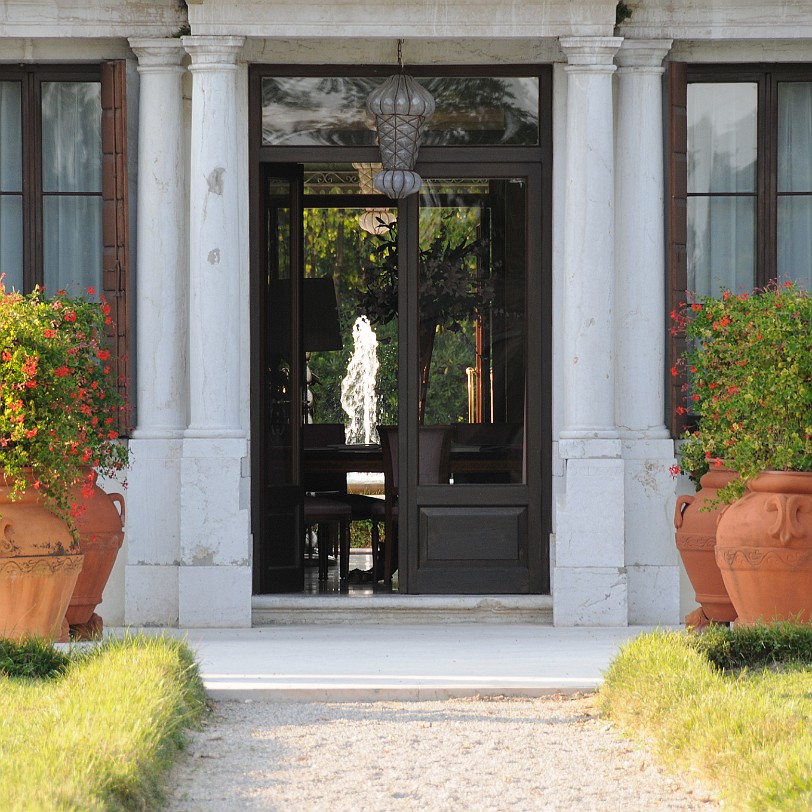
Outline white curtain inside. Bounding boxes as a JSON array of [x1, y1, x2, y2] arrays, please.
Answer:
[[41, 81, 102, 296], [687, 83, 758, 296], [0, 81, 23, 290], [777, 82, 812, 291]]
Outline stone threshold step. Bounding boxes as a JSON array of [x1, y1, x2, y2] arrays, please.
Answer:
[[252, 594, 553, 625]]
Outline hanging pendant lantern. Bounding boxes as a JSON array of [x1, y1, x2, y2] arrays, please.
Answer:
[[353, 162, 398, 235], [366, 42, 435, 199]]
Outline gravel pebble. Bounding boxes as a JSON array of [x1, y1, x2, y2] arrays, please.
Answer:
[[166, 695, 721, 811]]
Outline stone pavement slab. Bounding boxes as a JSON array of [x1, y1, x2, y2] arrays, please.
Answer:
[[121, 624, 669, 700]]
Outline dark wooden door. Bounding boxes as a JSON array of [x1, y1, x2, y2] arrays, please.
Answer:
[[252, 165, 306, 593], [399, 164, 548, 594]]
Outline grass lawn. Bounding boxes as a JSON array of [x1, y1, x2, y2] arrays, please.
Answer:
[[600, 624, 812, 811], [0, 634, 207, 811]]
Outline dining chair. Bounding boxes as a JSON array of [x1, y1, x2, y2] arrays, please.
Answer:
[[302, 495, 352, 581], [377, 425, 451, 584], [302, 423, 385, 580]]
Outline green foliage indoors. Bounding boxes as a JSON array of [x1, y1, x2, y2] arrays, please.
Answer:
[[0, 634, 206, 811], [672, 281, 812, 501], [600, 627, 812, 811], [0, 283, 130, 525], [359, 211, 492, 424], [305, 206, 488, 428], [304, 207, 400, 428]]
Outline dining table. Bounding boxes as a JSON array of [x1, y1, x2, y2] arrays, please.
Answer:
[[302, 441, 523, 481], [303, 443, 384, 474]]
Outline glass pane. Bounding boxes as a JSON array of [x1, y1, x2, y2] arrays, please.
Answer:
[[303, 205, 397, 441], [688, 83, 757, 194], [418, 178, 525, 485], [687, 196, 756, 296], [266, 177, 295, 485], [43, 196, 102, 295], [0, 81, 22, 192], [778, 195, 812, 290], [261, 76, 539, 147], [41, 82, 102, 193], [778, 83, 812, 193], [0, 197, 23, 290]]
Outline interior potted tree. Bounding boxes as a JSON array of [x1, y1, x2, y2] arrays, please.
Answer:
[[358, 217, 495, 422], [678, 281, 812, 625], [0, 281, 130, 641]]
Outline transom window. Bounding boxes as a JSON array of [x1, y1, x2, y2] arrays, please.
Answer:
[[260, 75, 540, 148]]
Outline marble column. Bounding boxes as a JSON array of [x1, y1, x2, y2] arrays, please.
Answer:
[[615, 39, 679, 624], [180, 36, 251, 627], [184, 36, 245, 438], [555, 36, 627, 626], [125, 38, 187, 625]]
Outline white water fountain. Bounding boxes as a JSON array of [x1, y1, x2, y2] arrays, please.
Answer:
[[341, 316, 380, 444]]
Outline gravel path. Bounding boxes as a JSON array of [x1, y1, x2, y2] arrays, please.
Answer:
[[166, 695, 721, 811]]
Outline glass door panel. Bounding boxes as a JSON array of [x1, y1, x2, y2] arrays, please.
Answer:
[[253, 166, 305, 593], [404, 169, 542, 595], [417, 177, 526, 486]]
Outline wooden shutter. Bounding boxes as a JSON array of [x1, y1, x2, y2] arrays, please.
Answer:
[[665, 61, 688, 439], [100, 60, 131, 431]]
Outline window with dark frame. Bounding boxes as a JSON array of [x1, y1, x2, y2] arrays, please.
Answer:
[[667, 63, 812, 436], [0, 62, 130, 427]]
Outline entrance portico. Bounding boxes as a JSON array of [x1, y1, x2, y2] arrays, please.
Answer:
[[121, 1, 679, 628]]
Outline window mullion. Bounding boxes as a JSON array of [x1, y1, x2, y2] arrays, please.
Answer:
[[20, 70, 37, 291], [761, 71, 776, 285]]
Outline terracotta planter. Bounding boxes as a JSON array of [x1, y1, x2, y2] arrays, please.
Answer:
[[0, 482, 83, 642], [716, 471, 812, 625], [66, 470, 125, 638], [674, 466, 738, 628]]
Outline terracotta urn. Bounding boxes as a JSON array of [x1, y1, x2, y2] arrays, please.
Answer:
[[674, 465, 738, 628], [66, 470, 125, 638], [716, 471, 812, 625], [0, 481, 83, 642]]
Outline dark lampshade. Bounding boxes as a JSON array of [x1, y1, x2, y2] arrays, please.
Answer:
[[268, 276, 343, 353], [303, 277, 343, 351]]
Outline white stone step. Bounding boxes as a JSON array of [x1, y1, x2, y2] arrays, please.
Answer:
[[252, 594, 553, 625]]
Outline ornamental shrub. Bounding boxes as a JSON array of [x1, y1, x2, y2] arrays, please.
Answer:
[[0, 280, 130, 529], [672, 281, 812, 502]]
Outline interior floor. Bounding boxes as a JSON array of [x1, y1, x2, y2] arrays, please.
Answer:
[[304, 547, 399, 596]]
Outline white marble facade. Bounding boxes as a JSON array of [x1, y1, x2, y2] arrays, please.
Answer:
[[4, 0, 809, 627]]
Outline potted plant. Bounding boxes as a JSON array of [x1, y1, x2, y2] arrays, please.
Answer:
[[671, 304, 739, 629], [0, 281, 130, 640], [358, 218, 495, 422], [675, 281, 812, 624]]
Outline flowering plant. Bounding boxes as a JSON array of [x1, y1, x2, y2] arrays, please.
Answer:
[[672, 281, 812, 502], [0, 281, 130, 529]]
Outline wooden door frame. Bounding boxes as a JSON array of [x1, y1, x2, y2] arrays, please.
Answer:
[[248, 64, 552, 594], [399, 163, 550, 594]]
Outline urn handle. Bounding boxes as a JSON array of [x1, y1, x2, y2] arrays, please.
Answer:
[[765, 494, 810, 545], [109, 493, 126, 529], [0, 519, 14, 555], [674, 494, 694, 530]]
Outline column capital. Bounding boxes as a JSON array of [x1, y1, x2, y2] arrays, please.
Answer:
[[128, 38, 186, 72], [560, 36, 622, 72], [182, 35, 245, 69], [616, 39, 673, 72]]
